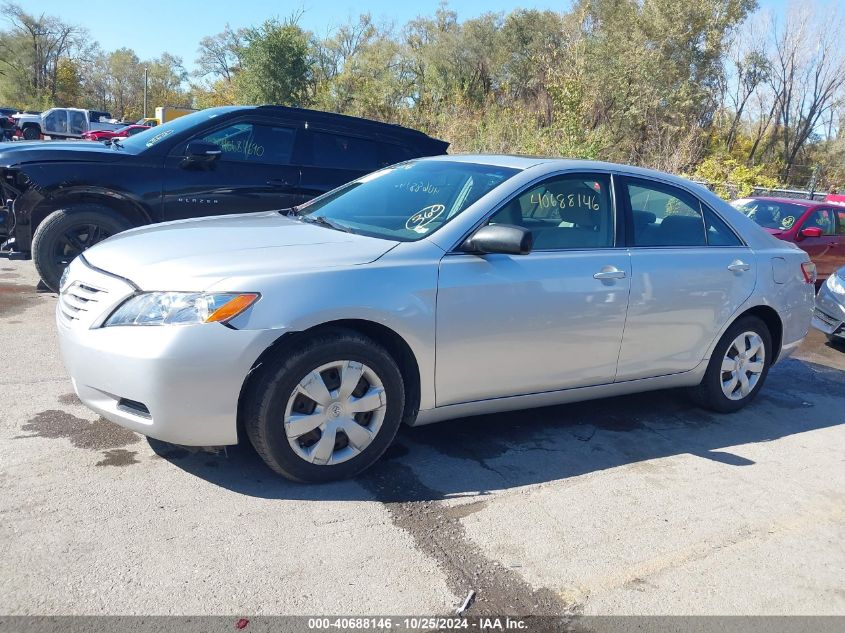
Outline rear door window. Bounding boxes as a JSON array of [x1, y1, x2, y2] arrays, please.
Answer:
[[69, 110, 86, 135], [301, 131, 380, 171], [625, 180, 707, 247]]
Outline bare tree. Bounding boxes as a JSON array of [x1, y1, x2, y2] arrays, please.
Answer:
[[195, 25, 246, 82], [770, 1, 845, 181], [1, 2, 88, 101], [722, 16, 771, 151]]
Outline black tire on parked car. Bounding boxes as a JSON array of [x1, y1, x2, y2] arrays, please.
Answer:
[[688, 316, 772, 413], [244, 328, 406, 483], [21, 125, 40, 140], [32, 206, 133, 291]]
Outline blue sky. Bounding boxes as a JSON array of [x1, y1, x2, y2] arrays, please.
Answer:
[[24, 0, 792, 73]]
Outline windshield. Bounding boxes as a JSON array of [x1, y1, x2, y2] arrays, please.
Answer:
[[116, 107, 241, 152], [298, 161, 519, 241], [731, 198, 808, 231]]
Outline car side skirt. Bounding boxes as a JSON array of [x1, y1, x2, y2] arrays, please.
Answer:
[[412, 362, 708, 426]]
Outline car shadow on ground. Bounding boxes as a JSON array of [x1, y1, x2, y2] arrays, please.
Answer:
[[149, 357, 845, 502]]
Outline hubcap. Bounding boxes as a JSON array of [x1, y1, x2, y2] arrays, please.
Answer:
[[720, 331, 765, 401], [283, 360, 387, 466]]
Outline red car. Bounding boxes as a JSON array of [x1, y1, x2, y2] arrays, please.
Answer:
[[81, 125, 148, 142], [732, 196, 845, 280]]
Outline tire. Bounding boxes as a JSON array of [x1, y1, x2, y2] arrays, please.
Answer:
[[22, 125, 40, 140], [244, 328, 406, 483], [32, 206, 133, 291], [689, 316, 772, 413]]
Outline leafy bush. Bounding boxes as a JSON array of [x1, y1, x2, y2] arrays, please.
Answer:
[[691, 156, 780, 199]]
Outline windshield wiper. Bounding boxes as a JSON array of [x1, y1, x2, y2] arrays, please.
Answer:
[[300, 214, 352, 233], [111, 137, 124, 148]]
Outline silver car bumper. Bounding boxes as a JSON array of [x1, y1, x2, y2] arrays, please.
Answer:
[[812, 279, 845, 339], [56, 259, 278, 446]]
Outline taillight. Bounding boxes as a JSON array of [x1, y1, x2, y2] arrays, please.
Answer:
[[801, 261, 817, 284]]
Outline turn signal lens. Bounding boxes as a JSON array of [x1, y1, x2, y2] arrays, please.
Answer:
[[206, 293, 260, 323], [800, 261, 817, 284]]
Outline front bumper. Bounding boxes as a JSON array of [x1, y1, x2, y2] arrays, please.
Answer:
[[812, 282, 845, 339], [56, 259, 280, 446]]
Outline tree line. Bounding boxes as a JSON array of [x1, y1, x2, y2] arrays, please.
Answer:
[[1, 0, 843, 192]]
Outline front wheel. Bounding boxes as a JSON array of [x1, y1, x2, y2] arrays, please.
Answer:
[[244, 329, 406, 482], [689, 316, 772, 413], [32, 207, 132, 291]]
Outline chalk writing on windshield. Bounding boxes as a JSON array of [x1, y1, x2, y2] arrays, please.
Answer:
[[406, 204, 445, 231]]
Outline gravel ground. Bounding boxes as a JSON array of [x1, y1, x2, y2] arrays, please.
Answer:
[[1, 258, 843, 616]]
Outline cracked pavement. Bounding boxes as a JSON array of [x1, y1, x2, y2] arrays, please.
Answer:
[[1, 259, 844, 616]]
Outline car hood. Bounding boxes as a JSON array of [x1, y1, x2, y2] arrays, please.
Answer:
[[82, 211, 400, 291], [0, 141, 125, 166]]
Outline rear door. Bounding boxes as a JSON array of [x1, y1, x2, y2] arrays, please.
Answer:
[[296, 130, 415, 202], [616, 176, 756, 380], [162, 117, 303, 220]]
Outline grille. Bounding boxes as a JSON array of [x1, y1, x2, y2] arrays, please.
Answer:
[[57, 259, 136, 329], [814, 308, 839, 329], [59, 282, 108, 323]]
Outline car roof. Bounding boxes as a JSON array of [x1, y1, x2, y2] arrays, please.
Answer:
[[251, 105, 446, 144], [422, 154, 711, 184], [741, 196, 816, 207]]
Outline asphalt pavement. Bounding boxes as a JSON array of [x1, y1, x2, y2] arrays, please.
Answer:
[[1, 259, 843, 616]]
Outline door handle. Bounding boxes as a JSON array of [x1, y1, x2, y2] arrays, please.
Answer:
[[727, 260, 751, 273], [267, 179, 293, 188], [593, 266, 627, 280]]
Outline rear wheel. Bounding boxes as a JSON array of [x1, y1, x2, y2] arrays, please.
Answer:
[[244, 329, 405, 482], [689, 316, 772, 413], [32, 207, 132, 291]]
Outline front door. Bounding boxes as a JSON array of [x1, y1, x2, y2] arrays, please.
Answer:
[[796, 207, 843, 278], [162, 119, 303, 220], [616, 177, 756, 380], [435, 172, 631, 406], [43, 110, 69, 138]]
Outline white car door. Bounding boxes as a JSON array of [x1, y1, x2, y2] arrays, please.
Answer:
[[435, 172, 631, 406], [42, 109, 69, 137], [615, 176, 756, 380]]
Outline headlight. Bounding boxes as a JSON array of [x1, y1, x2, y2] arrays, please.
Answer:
[[828, 272, 845, 296], [59, 266, 70, 291], [103, 292, 259, 327]]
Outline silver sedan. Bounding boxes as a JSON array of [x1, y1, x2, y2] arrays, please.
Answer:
[[56, 156, 816, 482], [812, 266, 845, 345]]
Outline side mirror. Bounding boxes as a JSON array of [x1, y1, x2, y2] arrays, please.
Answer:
[[798, 226, 824, 239], [463, 224, 533, 255], [182, 140, 222, 167]]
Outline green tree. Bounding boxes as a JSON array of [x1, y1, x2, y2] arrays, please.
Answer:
[[235, 19, 310, 106]]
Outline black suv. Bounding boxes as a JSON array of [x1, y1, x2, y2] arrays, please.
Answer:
[[0, 105, 448, 289]]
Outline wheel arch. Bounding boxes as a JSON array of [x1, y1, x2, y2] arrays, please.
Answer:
[[712, 304, 784, 365], [739, 304, 784, 362], [31, 191, 151, 234], [236, 318, 423, 442]]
